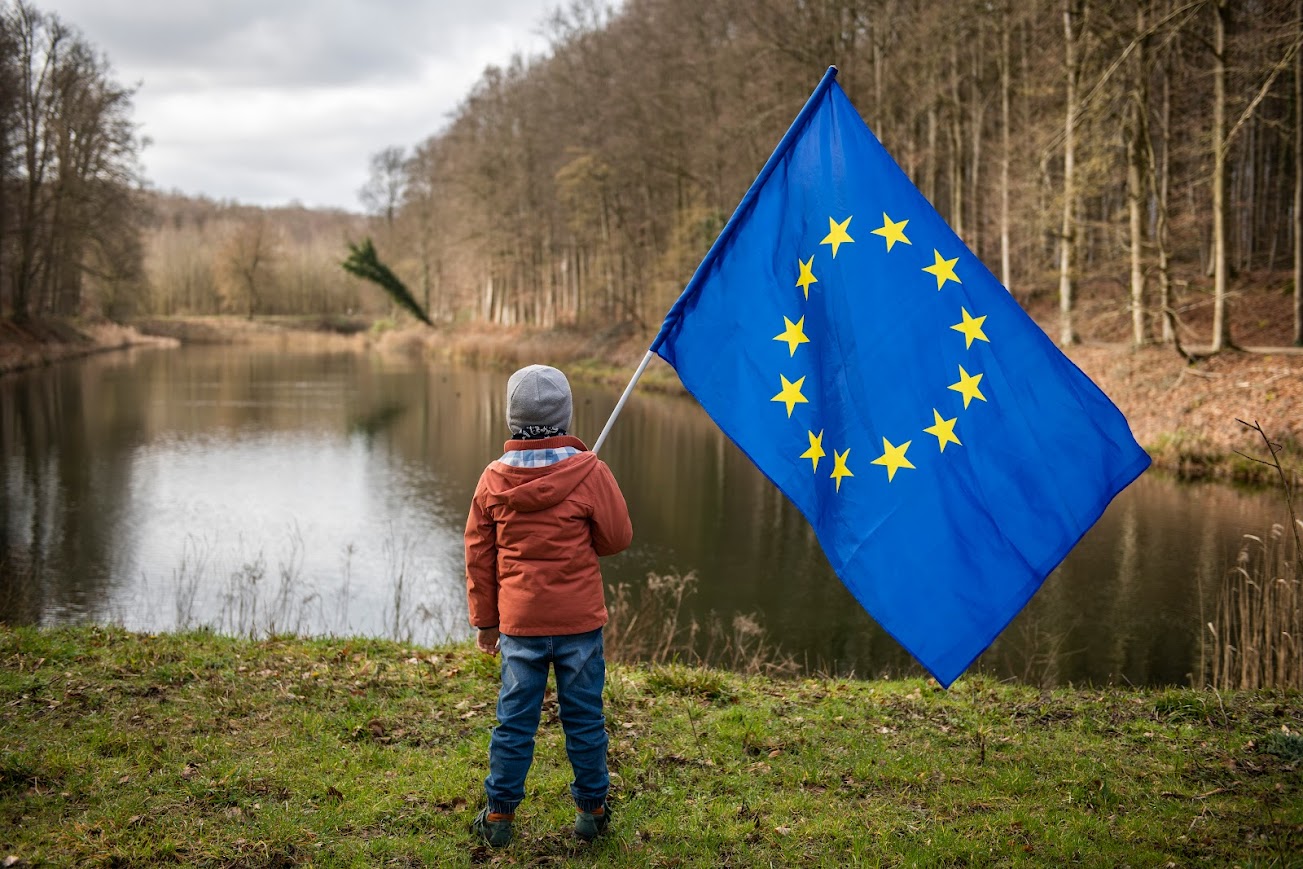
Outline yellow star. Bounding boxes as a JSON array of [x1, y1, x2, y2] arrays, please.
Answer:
[[830, 448, 854, 492], [870, 437, 914, 482], [801, 430, 826, 473], [948, 366, 987, 409], [950, 307, 989, 349], [923, 409, 961, 452], [870, 213, 911, 252], [795, 256, 818, 299], [923, 249, 961, 290], [773, 315, 810, 357], [820, 216, 854, 258], [771, 374, 808, 418]]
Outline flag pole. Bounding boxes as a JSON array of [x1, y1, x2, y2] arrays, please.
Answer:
[[591, 350, 655, 455]]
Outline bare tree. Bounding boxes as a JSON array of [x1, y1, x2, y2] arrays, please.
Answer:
[[1210, 0, 1234, 352], [306, 0, 1301, 348], [1296, 0, 1303, 346], [359, 146, 406, 229], [9, 1, 65, 319], [1127, 3, 1151, 347], [217, 214, 276, 320], [999, 2, 1013, 293], [0, 12, 18, 316], [1059, 0, 1084, 347], [0, 2, 141, 320], [402, 142, 443, 322]]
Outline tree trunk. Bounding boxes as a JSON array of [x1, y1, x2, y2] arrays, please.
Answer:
[[1059, 0, 1081, 347], [1128, 132, 1146, 346], [949, 42, 964, 242], [1128, 4, 1148, 347], [1158, 55, 1175, 346], [926, 103, 938, 205], [1210, 0, 1234, 352], [1295, 0, 1303, 346], [0, 109, 7, 317], [1000, 11, 1013, 293], [969, 34, 984, 260], [872, 19, 884, 139]]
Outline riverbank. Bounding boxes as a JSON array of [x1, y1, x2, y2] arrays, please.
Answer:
[[0, 318, 178, 376], [389, 320, 1303, 486], [1, 626, 1299, 866], [3, 314, 1301, 483], [1061, 343, 1303, 485]]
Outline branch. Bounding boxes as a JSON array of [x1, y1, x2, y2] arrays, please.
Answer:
[[1223, 32, 1303, 155], [1234, 418, 1302, 574], [1042, 0, 1205, 160]]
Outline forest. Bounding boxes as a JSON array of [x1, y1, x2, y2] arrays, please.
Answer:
[[0, 0, 1301, 352]]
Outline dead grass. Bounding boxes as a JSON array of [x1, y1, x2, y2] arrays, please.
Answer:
[[605, 572, 798, 677], [1203, 423, 1303, 690], [0, 319, 176, 375]]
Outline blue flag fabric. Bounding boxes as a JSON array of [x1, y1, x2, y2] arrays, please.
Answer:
[[651, 67, 1151, 687]]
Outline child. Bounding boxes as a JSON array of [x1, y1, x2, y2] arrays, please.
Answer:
[[465, 364, 633, 847]]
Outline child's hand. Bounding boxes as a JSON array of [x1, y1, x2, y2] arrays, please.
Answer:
[[476, 627, 501, 656]]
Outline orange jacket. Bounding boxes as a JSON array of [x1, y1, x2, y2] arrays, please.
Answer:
[[464, 436, 633, 636]]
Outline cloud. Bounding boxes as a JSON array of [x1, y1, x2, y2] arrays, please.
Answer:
[[37, 0, 562, 209], [51, 0, 556, 87]]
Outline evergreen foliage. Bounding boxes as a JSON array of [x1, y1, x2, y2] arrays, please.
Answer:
[[341, 238, 432, 326]]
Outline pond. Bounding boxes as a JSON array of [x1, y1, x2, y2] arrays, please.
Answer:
[[0, 344, 1287, 686]]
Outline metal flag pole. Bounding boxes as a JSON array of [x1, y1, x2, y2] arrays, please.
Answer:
[[591, 350, 655, 455]]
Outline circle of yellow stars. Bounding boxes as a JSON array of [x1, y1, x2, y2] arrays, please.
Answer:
[[768, 211, 992, 491]]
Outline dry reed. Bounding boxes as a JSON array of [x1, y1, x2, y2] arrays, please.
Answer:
[[1203, 420, 1302, 689], [605, 571, 797, 676], [1205, 522, 1302, 690]]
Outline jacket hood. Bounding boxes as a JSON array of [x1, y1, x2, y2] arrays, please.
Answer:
[[482, 449, 601, 513]]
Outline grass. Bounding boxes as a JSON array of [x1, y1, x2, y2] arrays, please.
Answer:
[[1, 625, 1300, 867]]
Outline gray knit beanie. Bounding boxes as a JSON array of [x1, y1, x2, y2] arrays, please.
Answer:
[[506, 364, 573, 435]]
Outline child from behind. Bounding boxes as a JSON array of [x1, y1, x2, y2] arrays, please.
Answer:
[[465, 364, 633, 847]]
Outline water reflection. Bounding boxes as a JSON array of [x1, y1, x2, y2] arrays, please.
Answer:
[[0, 345, 1287, 685]]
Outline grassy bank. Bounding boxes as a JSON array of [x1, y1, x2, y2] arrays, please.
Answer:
[[1, 626, 1300, 866]]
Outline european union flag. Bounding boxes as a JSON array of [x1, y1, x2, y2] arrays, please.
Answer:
[[651, 67, 1151, 687]]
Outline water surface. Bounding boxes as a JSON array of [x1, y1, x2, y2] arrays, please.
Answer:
[[0, 345, 1285, 685]]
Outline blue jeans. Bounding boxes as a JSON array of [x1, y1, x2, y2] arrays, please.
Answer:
[[485, 627, 609, 814]]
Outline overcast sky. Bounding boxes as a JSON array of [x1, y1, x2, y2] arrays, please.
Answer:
[[38, 0, 564, 212]]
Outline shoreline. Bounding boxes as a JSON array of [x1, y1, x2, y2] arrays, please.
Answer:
[[3, 314, 1301, 487], [0, 319, 178, 376]]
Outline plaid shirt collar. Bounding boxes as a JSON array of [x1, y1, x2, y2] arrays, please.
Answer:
[[498, 445, 581, 468]]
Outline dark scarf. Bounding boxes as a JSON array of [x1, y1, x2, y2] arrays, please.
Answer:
[[514, 425, 567, 440]]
